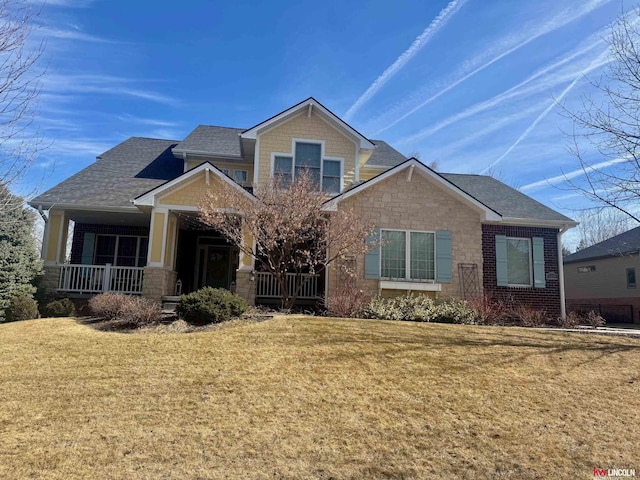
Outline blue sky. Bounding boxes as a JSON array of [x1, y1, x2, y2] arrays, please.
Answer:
[[19, 0, 640, 246]]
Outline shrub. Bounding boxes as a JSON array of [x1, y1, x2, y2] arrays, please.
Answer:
[[89, 293, 161, 326], [326, 279, 371, 318], [89, 293, 130, 320], [42, 298, 76, 318], [176, 287, 247, 325], [364, 294, 436, 322], [514, 306, 547, 327], [586, 310, 606, 328], [558, 311, 580, 328], [431, 299, 479, 325], [5, 295, 38, 322], [120, 297, 161, 326], [466, 295, 510, 325]]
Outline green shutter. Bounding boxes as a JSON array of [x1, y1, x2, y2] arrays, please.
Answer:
[[364, 228, 380, 279], [496, 235, 508, 287], [81, 233, 95, 265], [435, 230, 452, 283], [533, 237, 545, 288]]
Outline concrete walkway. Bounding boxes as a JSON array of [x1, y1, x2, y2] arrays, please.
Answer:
[[535, 325, 640, 338]]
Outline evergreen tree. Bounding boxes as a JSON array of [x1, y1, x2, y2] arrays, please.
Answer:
[[0, 183, 41, 319]]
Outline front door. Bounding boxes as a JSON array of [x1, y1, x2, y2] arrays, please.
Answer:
[[195, 245, 232, 290]]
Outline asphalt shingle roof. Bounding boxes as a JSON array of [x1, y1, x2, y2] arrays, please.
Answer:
[[440, 173, 574, 223], [564, 226, 640, 263], [173, 125, 244, 157], [30, 137, 183, 208], [366, 140, 407, 167]]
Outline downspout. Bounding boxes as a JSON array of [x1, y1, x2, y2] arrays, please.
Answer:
[[557, 225, 568, 320], [37, 205, 48, 260]]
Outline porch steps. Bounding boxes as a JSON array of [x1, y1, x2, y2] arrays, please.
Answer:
[[161, 295, 180, 313]]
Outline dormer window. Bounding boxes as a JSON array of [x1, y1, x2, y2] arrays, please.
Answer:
[[272, 140, 343, 194]]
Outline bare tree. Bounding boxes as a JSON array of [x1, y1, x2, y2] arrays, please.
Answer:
[[199, 174, 374, 309], [0, 0, 43, 207], [563, 8, 640, 222], [574, 209, 633, 251]]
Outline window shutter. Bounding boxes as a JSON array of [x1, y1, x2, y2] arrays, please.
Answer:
[[364, 228, 380, 279], [495, 235, 508, 287], [533, 237, 546, 288], [81, 233, 95, 265], [435, 230, 452, 283]]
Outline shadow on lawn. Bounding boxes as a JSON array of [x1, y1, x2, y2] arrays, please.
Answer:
[[288, 320, 640, 366]]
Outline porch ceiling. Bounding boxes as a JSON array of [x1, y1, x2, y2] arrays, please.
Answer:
[[65, 210, 150, 227]]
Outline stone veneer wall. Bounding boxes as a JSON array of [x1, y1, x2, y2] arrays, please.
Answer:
[[39, 265, 62, 297], [482, 224, 561, 318], [142, 267, 177, 301], [235, 269, 256, 306]]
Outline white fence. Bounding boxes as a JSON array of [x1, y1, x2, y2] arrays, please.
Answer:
[[255, 272, 319, 299], [59, 264, 144, 294]]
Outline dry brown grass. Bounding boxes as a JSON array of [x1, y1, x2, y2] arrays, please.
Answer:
[[1, 316, 639, 479]]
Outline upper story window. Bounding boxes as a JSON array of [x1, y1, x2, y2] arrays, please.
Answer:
[[234, 170, 248, 184], [272, 140, 343, 194], [627, 267, 636, 288]]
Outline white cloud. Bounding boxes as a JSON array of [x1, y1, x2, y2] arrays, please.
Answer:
[[343, 0, 468, 121]]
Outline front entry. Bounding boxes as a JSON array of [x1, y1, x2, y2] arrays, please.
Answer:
[[194, 237, 236, 291]]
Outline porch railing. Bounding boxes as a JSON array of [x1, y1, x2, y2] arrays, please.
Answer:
[[58, 264, 144, 294], [255, 272, 320, 299]]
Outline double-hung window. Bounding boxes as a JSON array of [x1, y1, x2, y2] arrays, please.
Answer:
[[234, 170, 248, 184], [273, 141, 342, 194], [506, 237, 532, 286], [380, 229, 435, 281]]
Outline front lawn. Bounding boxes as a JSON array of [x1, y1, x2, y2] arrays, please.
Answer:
[[0, 316, 638, 479]]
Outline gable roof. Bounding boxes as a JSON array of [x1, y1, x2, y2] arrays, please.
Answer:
[[240, 97, 375, 150], [326, 158, 576, 226], [441, 173, 575, 224], [365, 140, 407, 168], [29, 137, 183, 210], [134, 161, 254, 207], [172, 125, 244, 158], [564, 226, 640, 264]]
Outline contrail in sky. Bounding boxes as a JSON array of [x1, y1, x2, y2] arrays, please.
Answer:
[[480, 51, 609, 174], [373, 0, 613, 135], [343, 0, 468, 121], [520, 157, 629, 191]]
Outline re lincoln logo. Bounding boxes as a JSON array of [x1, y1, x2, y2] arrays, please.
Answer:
[[594, 467, 636, 478]]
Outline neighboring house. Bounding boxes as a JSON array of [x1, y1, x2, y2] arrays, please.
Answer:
[[30, 97, 576, 316], [564, 226, 640, 323]]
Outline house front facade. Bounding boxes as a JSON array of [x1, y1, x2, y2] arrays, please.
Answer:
[[30, 98, 576, 316]]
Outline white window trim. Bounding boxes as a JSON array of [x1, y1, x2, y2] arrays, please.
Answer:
[[95, 234, 148, 267], [380, 228, 437, 282], [269, 138, 344, 193], [506, 236, 533, 288]]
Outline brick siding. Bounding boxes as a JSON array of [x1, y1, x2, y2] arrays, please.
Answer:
[[482, 224, 561, 317]]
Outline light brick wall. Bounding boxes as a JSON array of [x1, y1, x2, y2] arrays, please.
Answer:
[[256, 111, 358, 188], [142, 267, 177, 301], [330, 170, 484, 300], [235, 269, 255, 306]]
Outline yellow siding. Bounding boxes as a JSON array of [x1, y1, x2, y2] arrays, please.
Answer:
[[242, 232, 253, 267], [158, 172, 231, 208], [45, 211, 63, 262], [257, 111, 358, 188], [186, 160, 254, 185], [164, 215, 177, 267], [150, 212, 165, 263], [359, 167, 386, 181]]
